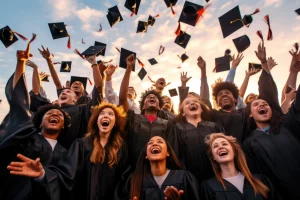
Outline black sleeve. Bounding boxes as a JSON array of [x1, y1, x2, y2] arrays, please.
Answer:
[[199, 181, 214, 200], [183, 171, 201, 200], [44, 138, 86, 200], [242, 141, 262, 174], [91, 86, 103, 106], [29, 90, 51, 112], [178, 86, 189, 104], [258, 70, 282, 115], [56, 88, 63, 98], [261, 175, 283, 200], [167, 125, 181, 159], [0, 73, 35, 149]]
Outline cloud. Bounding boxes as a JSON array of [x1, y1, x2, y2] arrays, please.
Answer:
[[76, 6, 105, 22], [220, 2, 232, 10], [264, 0, 282, 7], [49, 0, 78, 20]]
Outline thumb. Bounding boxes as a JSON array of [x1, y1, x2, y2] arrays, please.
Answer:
[[179, 190, 184, 195]]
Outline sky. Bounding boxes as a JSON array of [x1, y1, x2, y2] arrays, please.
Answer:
[[1, 0, 300, 122]]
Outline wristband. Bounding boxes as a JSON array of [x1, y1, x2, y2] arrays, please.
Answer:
[[91, 63, 98, 68]]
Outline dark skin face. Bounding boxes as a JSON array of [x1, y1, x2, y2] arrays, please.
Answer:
[[250, 99, 272, 123], [40, 109, 65, 135], [143, 94, 160, 111], [216, 89, 236, 111]]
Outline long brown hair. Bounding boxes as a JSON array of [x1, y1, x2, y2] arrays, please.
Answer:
[[85, 102, 126, 167], [162, 95, 175, 114], [205, 133, 269, 198], [130, 137, 181, 199]]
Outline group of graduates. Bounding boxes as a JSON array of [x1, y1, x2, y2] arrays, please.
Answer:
[[1, 36, 300, 200]]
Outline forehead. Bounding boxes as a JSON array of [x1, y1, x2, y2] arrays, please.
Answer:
[[251, 99, 267, 105], [183, 96, 198, 103], [162, 96, 170, 100], [72, 81, 83, 85], [157, 78, 165, 82], [62, 88, 75, 94], [45, 109, 63, 115], [101, 107, 114, 112], [212, 137, 227, 145], [218, 89, 233, 95], [149, 136, 165, 142], [146, 93, 158, 98]]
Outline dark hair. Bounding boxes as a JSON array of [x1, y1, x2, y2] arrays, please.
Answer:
[[32, 104, 71, 135], [130, 136, 181, 199], [85, 102, 127, 167], [244, 99, 282, 138], [139, 89, 163, 114], [212, 81, 239, 106], [244, 93, 258, 105]]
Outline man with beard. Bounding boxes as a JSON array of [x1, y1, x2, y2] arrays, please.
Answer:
[[104, 65, 140, 113], [0, 44, 71, 200], [30, 55, 103, 149], [119, 54, 171, 169], [38, 45, 104, 105]]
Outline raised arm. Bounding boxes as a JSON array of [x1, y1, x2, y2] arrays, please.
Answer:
[[197, 56, 212, 109], [119, 54, 135, 112], [179, 72, 191, 103], [86, 55, 103, 94], [239, 68, 260, 98], [38, 46, 63, 89], [225, 53, 244, 83], [26, 60, 41, 95], [105, 65, 119, 105]]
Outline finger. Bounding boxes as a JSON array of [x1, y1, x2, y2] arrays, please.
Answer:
[[10, 171, 31, 176], [179, 190, 184, 195], [46, 48, 49, 53], [25, 43, 31, 58], [9, 161, 24, 167], [38, 48, 42, 53], [17, 154, 32, 162], [42, 45, 45, 51], [188, 77, 192, 81], [7, 165, 22, 171]]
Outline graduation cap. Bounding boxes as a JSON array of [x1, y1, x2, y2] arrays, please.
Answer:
[[295, 8, 300, 15], [125, 0, 141, 16], [148, 58, 158, 65], [136, 21, 149, 33], [60, 61, 72, 72], [164, 0, 178, 15], [118, 48, 137, 72], [175, 31, 191, 49], [178, 1, 203, 27], [169, 88, 178, 97], [214, 56, 231, 73], [41, 74, 50, 82], [94, 41, 107, 56], [147, 15, 159, 26], [232, 35, 250, 53], [177, 53, 189, 63], [0, 26, 28, 48], [138, 67, 147, 80], [70, 76, 89, 90], [248, 63, 262, 71], [48, 22, 71, 49], [219, 6, 243, 38], [106, 6, 123, 27], [159, 45, 165, 55], [75, 45, 106, 59]]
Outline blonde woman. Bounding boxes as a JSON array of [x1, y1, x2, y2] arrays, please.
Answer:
[[200, 133, 279, 200]]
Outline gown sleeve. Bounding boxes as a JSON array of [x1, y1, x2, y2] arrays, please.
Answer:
[[183, 171, 201, 200], [0, 73, 35, 149], [29, 90, 51, 112], [260, 175, 283, 200], [44, 138, 87, 200], [199, 181, 215, 200]]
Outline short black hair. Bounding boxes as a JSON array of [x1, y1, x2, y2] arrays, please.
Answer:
[[212, 81, 239, 106], [139, 89, 163, 114], [32, 104, 71, 135]]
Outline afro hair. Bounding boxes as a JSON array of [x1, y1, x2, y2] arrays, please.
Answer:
[[139, 89, 163, 114], [212, 81, 239, 106], [32, 104, 71, 135]]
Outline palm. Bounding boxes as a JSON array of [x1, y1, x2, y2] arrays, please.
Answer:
[[180, 72, 191, 83], [247, 68, 260, 76], [126, 54, 135, 70], [255, 42, 266, 61], [38, 45, 51, 60], [231, 53, 244, 68], [164, 186, 184, 200], [267, 57, 277, 70], [197, 56, 206, 69], [105, 65, 117, 76]]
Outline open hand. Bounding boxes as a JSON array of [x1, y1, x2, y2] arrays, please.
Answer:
[[246, 68, 261, 77], [180, 72, 191, 84], [86, 55, 97, 65], [267, 57, 278, 71], [26, 60, 38, 69], [197, 56, 206, 70], [105, 65, 118, 77], [164, 186, 184, 200], [7, 154, 44, 178], [231, 53, 244, 69], [126, 54, 135, 70], [255, 42, 267, 62], [38, 45, 51, 61]]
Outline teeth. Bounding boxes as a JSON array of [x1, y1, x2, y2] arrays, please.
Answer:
[[49, 118, 58, 124], [151, 148, 161, 154], [219, 151, 228, 156]]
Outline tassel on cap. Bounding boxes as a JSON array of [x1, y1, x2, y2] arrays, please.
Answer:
[[13, 31, 28, 41], [74, 49, 85, 59], [53, 62, 61, 65], [196, 4, 211, 25], [115, 47, 121, 53], [175, 22, 181, 36], [28, 33, 37, 44], [263, 15, 273, 40], [98, 24, 102, 32], [154, 14, 160, 18], [67, 34, 71, 49], [159, 45, 165, 55], [136, 57, 144, 67], [88, 78, 93, 86], [130, 7, 137, 17], [250, 8, 260, 16], [148, 75, 156, 83], [256, 30, 264, 41], [170, 4, 176, 15]]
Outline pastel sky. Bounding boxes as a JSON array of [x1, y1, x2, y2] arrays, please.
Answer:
[[0, 0, 299, 122]]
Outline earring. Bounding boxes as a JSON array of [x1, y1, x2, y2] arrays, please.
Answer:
[[145, 156, 148, 159]]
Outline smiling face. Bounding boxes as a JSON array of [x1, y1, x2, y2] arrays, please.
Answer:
[[128, 86, 136, 100], [143, 94, 160, 111], [146, 136, 169, 161], [250, 99, 272, 123], [211, 137, 235, 165], [162, 96, 173, 111], [154, 78, 166, 91], [181, 96, 202, 118], [58, 89, 77, 105], [40, 109, 65, 134], [217, 89, 236, 110], [97, 107, 116, 135], [71, 81, 84, 95]]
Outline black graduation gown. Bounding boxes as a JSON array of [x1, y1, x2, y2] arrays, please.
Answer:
[[200, 174, 279, 200], [44, 137, 128, 200], [168, 121, 224, 184], [126, 110, 170, 169], [116, 170, 200, 200], [30, 86, 102, 149], [0, 73, 66, 200]]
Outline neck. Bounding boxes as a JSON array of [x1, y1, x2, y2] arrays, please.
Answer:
[[220, 161, 239, 178], [221, 105, 236, 113], [150, 160, 167, 176], [99, 131, 110, 147], [186, 115, 202, 127], [75, 92, 83, 98], [144, 109, 158, 116], [255, 121, 270, 130], [155, 89, 163, 96], [127, 94, 134, 100], [41, 129, 59, 140]]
